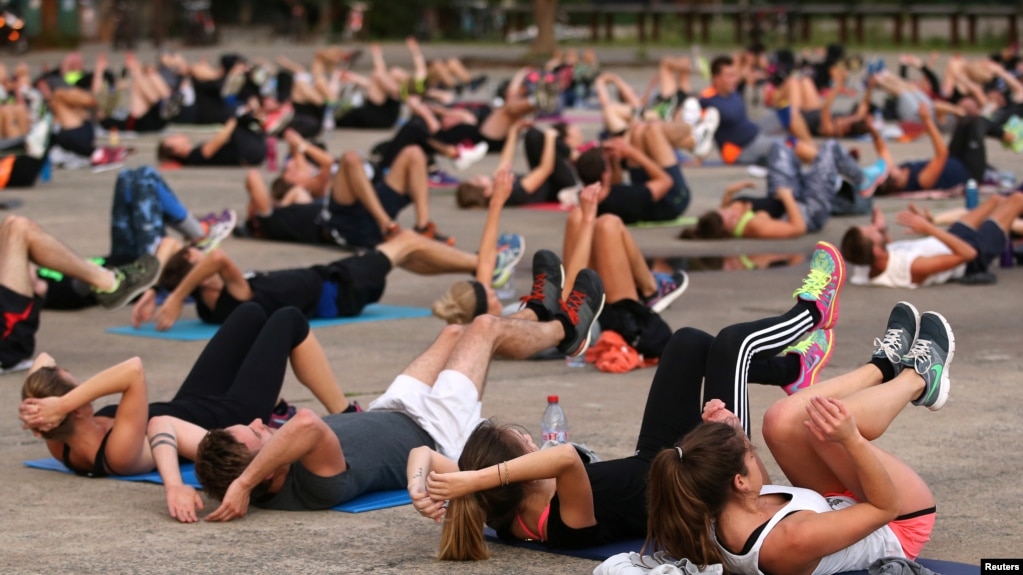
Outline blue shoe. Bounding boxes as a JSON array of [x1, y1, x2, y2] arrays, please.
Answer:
[[492, 233, 525, 288], [428, 169, 460, 188], [643, 270, 689, 313], [858, 159, 889, 197]]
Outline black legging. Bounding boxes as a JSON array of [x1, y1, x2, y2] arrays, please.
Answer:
[[522, 127, 578, 193], [379, 117, 436, 170], [635, 300, 818, 458], [98, 303, 310, 428], [948, 115, 1003, 182]]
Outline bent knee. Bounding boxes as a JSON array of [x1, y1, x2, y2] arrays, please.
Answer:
[[762, 399, 806, 444]]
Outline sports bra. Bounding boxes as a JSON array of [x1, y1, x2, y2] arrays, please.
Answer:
[[733, 209, 755, 238], [516, 504, 551, 542], [61, 429, 114, 478]]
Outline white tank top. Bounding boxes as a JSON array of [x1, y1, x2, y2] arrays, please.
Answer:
[[713, 485, 905, 575]]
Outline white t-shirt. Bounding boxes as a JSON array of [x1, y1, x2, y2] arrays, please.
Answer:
[[850, 237, 965, 288]]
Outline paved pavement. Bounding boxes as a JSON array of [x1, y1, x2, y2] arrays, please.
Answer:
[[0, 40, 1020, 574]]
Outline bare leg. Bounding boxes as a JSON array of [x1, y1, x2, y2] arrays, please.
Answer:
[[0, 215, 116, 297], [589, 214, 652, 302], [479, 100, 535, 141], [442, 314, 567, 395], [332, 151, 395, 233], [377, 229, 477, 275], [289, 331, 351, 413], [384, 145, 431, 228], [399, 324, 465, 386], [971, 191, 1023, 233]]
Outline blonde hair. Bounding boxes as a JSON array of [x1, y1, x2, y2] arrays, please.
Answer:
[[432, 281, 478, 325], [22, 367, 77, 441]]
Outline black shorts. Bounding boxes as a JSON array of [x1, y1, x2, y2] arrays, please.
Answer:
[[52, 123, 95, 157], [950, 220, 1007, 274], [312, 250, 392, 317], [628, 164, 691, 221], [100, 104, 168, 133], [326, 181, 411, 248], [0, 284, 42, 369], [335, 97, 401, 129]]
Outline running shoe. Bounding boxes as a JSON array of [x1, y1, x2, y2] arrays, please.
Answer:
[[94, 253, 162, 311], [872, 301, 919, 377], [781, 328, 834, 395], [492, 233, 525, 288], [693, 107, 720, 159], [428, 169, 460, 189], [643, 270, 689, 314], [194, 209, 238, 253], [414, 221, 455, 246], [453, 141, 488, 171], [793, 241, 846, 331], [858, 158, 889, 198], [556, 269, 606, 357], [519, 249, 564, 322], [264, 103, 294, 136], [902, 311, 955, 411], [1002, 115, 1023, 153]]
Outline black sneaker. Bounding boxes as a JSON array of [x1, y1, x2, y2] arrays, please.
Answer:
[[519, 249, 564, 322], [556, 269, 605, 357], [94, 254, 162, 311], [871, 301, 919, 377]]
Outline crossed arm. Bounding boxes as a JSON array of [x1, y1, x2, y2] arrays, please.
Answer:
[[133, 248, 251, 331], [20, 355, 153, 477], [416, 443, 597, 533], [205, 409, 346, 522]]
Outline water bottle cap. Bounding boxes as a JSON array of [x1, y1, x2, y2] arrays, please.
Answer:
[[547, 395, 559, 403]]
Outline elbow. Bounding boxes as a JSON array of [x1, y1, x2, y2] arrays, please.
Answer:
[[125, 356, 145, 378], [285, 408, 320, 432]]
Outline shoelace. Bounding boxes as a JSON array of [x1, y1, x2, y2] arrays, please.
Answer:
[[787, 337, 817, 355], [559, 288, 586, 325], [902, 338, 932, 370], [793, 268, 831, 301], [873, 328, 906, 362], [519, 272, 549, 307]]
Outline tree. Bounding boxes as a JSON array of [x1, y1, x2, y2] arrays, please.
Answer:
[[532, 0, 557, 55]]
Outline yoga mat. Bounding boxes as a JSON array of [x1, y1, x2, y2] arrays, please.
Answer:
[[627, 215, 697, 229], [106, 304, 433, 342], [482, 529, 979, 574], [26, 458, 411, 514], [331, 490, 410, 513], [523, 202, 570, 212], [24, 457, 201, 488]]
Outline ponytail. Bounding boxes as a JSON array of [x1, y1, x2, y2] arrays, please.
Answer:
[[438, 494, 490, 560], [645, 422, 749, 568]]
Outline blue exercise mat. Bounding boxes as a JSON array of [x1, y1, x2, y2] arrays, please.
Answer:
[[106, 304, 433, 341], [24, 457, 409, 514], [482, 529, 978, 574], [331, 490, 410, 513], [24, 457, 201, 487]]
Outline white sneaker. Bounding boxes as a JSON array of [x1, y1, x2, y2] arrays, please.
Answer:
[[681, 97, 701, 126], [693, 107, 719, 159], [453, 141, 488, 171]]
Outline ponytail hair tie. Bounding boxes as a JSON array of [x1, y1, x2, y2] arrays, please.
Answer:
[[675, 446, 685, 462]]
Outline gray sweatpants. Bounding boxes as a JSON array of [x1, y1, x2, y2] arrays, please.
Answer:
[[766, 140, 866, 232]]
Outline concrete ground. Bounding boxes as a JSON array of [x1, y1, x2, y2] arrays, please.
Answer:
[[1, 41, 1020, 574]]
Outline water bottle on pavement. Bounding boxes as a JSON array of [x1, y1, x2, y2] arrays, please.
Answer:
[[965, 178, 979, 210], [541, 395, 569, 449]]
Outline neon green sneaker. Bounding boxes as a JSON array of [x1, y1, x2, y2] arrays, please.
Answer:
[[781, 328, 834, 395], [793, 241, 846, 330]]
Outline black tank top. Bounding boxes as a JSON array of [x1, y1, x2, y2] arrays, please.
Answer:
[[61, 429, 114, 478]]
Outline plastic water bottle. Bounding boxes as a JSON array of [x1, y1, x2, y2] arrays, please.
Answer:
[[39, 157, 52, 183], [965, 178, 979, 210], [541, 395, 569, 447]]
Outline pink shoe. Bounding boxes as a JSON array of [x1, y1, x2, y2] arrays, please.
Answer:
[[781, 328, 834, 395]]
